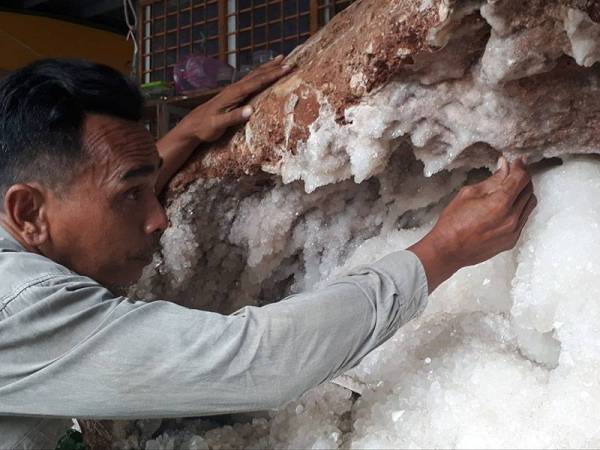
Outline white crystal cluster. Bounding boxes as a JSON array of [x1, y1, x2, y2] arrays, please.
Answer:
[[135, 153, 467, 313], [132, 157, 600, 449], [125, 1, 600, 448], [348, 157, 600, 448]]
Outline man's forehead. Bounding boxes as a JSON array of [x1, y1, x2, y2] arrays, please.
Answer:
[[83, 114, 158, 164]]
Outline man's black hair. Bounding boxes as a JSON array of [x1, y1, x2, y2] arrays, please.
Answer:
[[0, 58, 144, 203]]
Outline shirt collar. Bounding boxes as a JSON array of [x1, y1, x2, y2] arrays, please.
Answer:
[[0, 224, 25, 252]]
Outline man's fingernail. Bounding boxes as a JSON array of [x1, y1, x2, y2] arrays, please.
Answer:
[[496, 157, 505, 171], [275, 54, 284, 61], [283, 64, 292, 71], [496, 156, 510, 176], [242, 106, 253, 118]]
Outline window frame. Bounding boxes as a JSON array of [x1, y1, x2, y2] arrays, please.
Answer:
[[138, 0, 355, 84]]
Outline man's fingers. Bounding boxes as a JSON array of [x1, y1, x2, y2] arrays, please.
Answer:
[[244, 55, 290, 80], [513, 194, 538, 241], [245, 64, 291, 84], [242, 65, 292, 91], [184, 58, 291, 140], [497, 156, 510, 176], [491, 158, 531, 207], [499, 182, 533, 233], [502, 158, 530, 194], [478, 156, 510, 194], [249, 54, 285, 72], [221, 59, 292, 102], [214, 105, 254, 130], [512, 181, 534, 216], [220, 64, 292, 104], [479, 156, 529, 196]]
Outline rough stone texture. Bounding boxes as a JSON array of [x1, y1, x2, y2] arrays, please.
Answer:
[[168, 0, 445, 191], [139, 0, 600, 316], [168, 0, 600, 197], [85, 1, 600, 448]]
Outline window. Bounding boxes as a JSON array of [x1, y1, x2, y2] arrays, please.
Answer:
[[139, 0, 356, 84]]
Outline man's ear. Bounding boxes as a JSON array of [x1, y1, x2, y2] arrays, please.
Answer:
[[3, 184, 49, 247]]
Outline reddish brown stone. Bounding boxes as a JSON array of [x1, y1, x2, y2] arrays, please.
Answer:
[[166, 0, 600, 201], [167, 0, 450, 197]]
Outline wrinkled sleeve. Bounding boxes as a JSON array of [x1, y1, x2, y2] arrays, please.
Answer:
[[0, 250, 428, 419]]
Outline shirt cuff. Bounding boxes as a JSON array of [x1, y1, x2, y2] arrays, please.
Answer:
[[373, 249, 430, 323]]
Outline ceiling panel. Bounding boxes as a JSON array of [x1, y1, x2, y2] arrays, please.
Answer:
[[1, 0, 131, 34]]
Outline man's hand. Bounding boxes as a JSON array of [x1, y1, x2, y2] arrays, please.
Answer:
[[409, 157, 537, 294], [156, 55, 293, 194], [178, 54, 293, 143]]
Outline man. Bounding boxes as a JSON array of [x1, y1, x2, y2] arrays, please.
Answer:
[[0, 59, 536, 449]]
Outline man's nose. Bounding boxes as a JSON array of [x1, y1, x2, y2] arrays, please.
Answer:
[[144, 197, 169, 235]]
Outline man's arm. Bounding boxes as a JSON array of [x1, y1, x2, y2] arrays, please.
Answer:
[[0, 251, 427, 419], [155, 56, 293, 194]]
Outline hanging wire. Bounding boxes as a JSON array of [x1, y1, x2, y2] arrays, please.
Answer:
[[123, 0, 139, 80]]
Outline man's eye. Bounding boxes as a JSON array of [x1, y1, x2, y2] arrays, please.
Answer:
[[124, 187, 142, 201]]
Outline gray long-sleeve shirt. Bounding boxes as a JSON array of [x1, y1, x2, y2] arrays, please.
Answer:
[[0, 225, 428, 449]]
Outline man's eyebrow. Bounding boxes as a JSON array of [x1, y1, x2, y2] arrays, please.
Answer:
[[121, 158, 163, 181]]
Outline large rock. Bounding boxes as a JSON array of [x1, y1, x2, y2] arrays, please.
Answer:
[[98, 2, 600, 448], [168, 0, 600, 196], [134, 0, 600, 315]]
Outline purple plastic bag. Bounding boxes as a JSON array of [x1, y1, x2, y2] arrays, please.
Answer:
[[173, 54, 234, 94]]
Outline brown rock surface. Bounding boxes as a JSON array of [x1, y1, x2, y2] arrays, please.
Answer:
[[128, 0, 600, 317], [168, 0, 441, 193], [168, 0, 600, 199]]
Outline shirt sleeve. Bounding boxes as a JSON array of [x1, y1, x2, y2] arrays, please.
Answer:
[[0, 250, 428, 420]]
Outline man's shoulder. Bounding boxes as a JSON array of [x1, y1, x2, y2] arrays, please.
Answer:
[[0, 240, 73, 283], [0, 236, 106, 317]]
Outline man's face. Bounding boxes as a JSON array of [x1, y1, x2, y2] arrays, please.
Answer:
[[44, 114, 168, 289]]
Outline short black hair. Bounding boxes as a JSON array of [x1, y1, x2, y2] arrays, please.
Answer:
[[0, 59, 144, 202]]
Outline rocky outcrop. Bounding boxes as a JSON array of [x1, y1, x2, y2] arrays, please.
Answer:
[[90, 1, 600, 449], [134, 0, 600, 316], [168, 0, 600, 198]]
